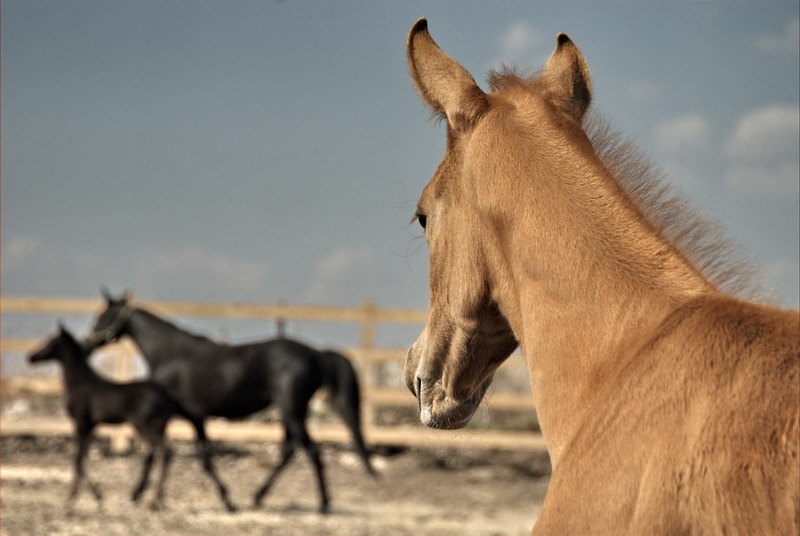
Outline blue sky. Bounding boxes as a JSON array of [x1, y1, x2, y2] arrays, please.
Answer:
[[2, 1, 798, 356]]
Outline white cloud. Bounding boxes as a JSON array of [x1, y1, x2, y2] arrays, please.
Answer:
[[725, 161, 799, 196], [626, 81, 664, 102], [491, 21, 543, 69], [725, 105, 799, 159], [132, 246, 270, 300], [756, 17, 799, 55], [304, 246, 374, 304], [499, 21, 540, 58], [1, 236, 270, 301], [2, 236, 47, 268], [724, 104, 800, 195], [1, 235, 64, 294], [654, 115, 712, 156]]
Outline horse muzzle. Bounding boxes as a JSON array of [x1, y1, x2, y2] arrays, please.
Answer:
[[406, 342, 486, 430], [417, 382, 482, 430]]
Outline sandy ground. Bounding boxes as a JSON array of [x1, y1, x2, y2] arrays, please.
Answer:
[[1, 436, 550, 536]]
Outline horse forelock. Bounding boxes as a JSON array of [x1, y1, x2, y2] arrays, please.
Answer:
[[488, 68, 534, 92], [487, 68, 560, 105]]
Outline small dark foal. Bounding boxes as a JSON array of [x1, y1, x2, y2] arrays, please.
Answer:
[[28, 326, 183, 510]]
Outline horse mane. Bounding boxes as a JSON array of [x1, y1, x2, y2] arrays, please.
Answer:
[[583, 115, 764, 301], [136, 306, 220, 345], [487, 69, 764, 301]]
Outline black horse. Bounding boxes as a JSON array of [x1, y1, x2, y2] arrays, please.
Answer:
[[28, 325, 187, 510], [86, 291, 375, 514]]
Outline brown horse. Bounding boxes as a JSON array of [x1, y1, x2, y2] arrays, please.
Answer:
[[403, 18, 799, 535]]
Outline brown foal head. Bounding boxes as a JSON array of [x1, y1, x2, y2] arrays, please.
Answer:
[[404, 19, 592, 429]]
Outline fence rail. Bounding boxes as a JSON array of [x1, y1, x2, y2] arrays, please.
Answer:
[[1, 296, 542, 451]]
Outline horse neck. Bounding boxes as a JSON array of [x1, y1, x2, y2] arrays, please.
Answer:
[[486, 141, 714, 463], [125, 309, 208, 365], [60, 350, 99, 392]]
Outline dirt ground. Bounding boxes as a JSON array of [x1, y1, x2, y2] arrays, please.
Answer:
[[0, 435, 550, 536]]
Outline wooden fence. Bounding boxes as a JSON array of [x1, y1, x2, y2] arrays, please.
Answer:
[[1, 296, 544, 452]]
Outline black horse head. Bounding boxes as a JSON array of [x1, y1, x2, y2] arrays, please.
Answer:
[[29, 323, 87, 365], [86, 288, 135, 348]]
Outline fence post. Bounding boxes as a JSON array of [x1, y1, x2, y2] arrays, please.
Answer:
[[276, 299, 287, 338], [361, 298, 377, 427]]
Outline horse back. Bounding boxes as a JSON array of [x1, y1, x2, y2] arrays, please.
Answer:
[[537, 294, 799, 535], [203, 338, 324, 418], [64, 377, 176, 428]]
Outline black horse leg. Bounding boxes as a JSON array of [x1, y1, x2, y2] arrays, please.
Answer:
[[68, 426, 103, 507], [130, 450, 155, 502], [67, 431, 88, 505], [192, 419, 238, 512], [132, 420, 171, 509], [150, 443, 173, 511], [287, 418, 329, 514], [253, 426, 296, 507]]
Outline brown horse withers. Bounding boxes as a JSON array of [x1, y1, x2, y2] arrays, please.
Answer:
[[404, 18, 799, 535]]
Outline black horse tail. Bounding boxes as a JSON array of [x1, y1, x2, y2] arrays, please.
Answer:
[[319, 351, 376, 476]]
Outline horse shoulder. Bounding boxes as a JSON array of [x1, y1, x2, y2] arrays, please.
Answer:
[[668, 296, 800, 533], [535, 294, 799, 534], [634, 296, 799, 498]]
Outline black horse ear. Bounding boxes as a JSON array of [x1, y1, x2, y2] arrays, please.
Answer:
[[57, 325, 80, 347], [101, 286, 113, 302], [57, 321, 75, 343]]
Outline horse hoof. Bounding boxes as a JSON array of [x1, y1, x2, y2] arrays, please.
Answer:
[[226, 502, 239, 513]]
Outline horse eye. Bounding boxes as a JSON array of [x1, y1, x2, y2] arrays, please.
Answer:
[[417, 214, 427, 230]]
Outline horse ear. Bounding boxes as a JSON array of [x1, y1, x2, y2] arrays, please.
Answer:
[[57, 321, 75, 342], [121, 289, 134, 302], [542, 33, 592, 122], [101, 286, 113, 302], [57, 325, 82, 349], [407, 18, 488, 132]]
